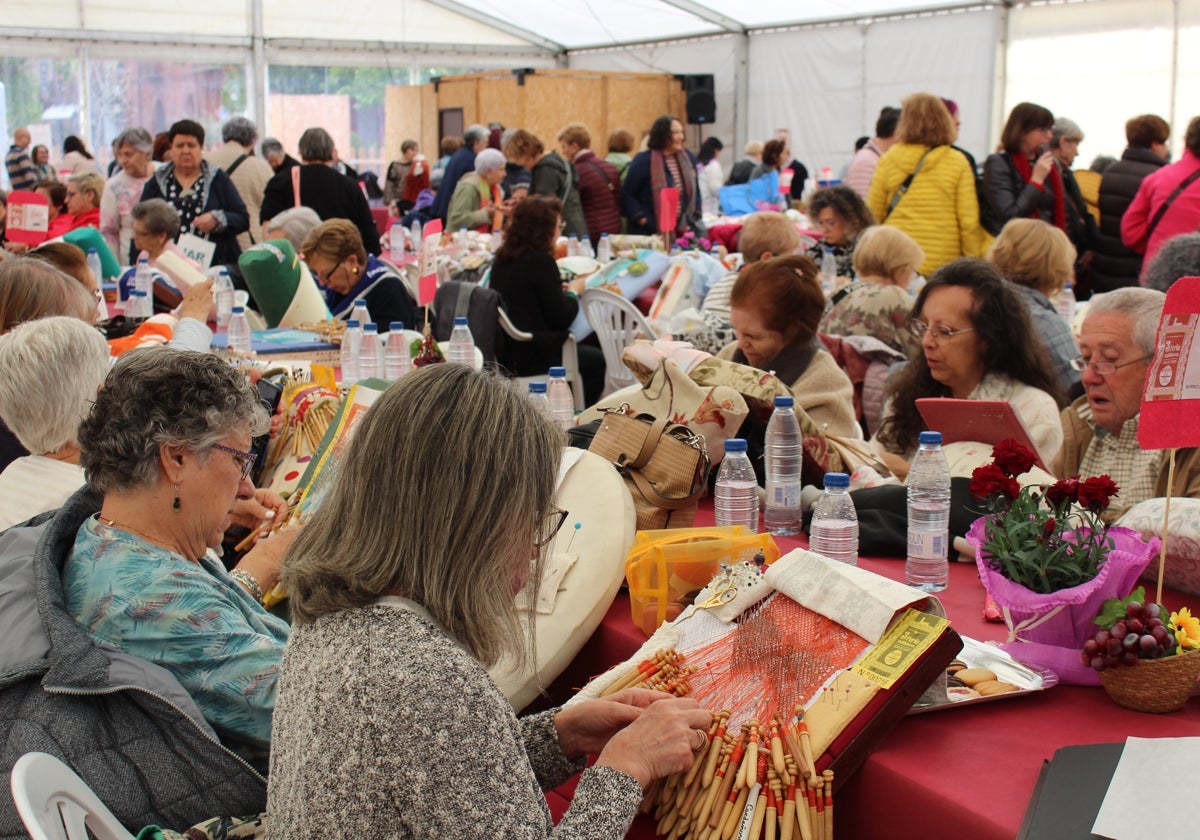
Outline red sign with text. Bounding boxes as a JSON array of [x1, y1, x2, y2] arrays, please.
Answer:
[[417, 219, 442, 307], [1139, 276, 1200, 449]]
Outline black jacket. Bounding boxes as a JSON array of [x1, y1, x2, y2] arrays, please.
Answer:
[[260, 163, 381, 255], [1092, 146, 1167, 292], [982, 152, 1059, 228], [489, 250, 578, 376]]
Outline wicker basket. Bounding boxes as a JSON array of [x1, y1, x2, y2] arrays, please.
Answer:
[[1099, 649, 1200, 713]]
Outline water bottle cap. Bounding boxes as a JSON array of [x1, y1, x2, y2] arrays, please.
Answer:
[[548, 366, 566, 377], [232, 305, 245, 314], [87, 248, 97, 255], [773, 395, 794, 408], [529, 382, 547, 393], [389, 321, 405, 331], [568, 233, 578, 240], [131, 290, 146, 297], [919, 431, 943, 446], [823, 472, 850, 488], [354, 298, 368, 306], [724, 438, 748, 453], [346, 319, 360, 328], [137, 256, 148, 264], [600, 233, 609, 238], [454, 316, 468, 326], [363, 323, 378, 333]]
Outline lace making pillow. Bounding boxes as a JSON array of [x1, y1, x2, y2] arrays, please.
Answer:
[[1118, 497, 1200, 598]]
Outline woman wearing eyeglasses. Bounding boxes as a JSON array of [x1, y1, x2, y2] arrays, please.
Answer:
[[804, 185, 876, 281], [269, 363, 711, 838], [872, 258, 1064, 479], [57, 349, 294, 757]]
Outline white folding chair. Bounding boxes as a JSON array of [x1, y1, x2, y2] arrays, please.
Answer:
[[579, 288, 658, 399], [498, 309, 585, 410], [10, 752, 135, 840]]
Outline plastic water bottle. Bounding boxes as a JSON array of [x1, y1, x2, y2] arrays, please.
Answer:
[[213, 266, 234, 330], [809, 472, 858, 566], [578, 237, 594, 260], [567, 233, 579, 257], [528, 382, 552, 420], [764, 395, 802, 536], [597, 233, 612, 263], [134, 253, 153, 310], [358, 323, 383, 381], [820, 247, 837, 294], [1057, 282, 1076, 325], [447, 316, 475, 367], [714, 438, 759, 531], [340, 319, 362, 387], [410, 219, 422, 254], [128, 289, 149, 320], [547, 366, 574, 430], [227, 305, 253, 355], [351, 298, 370, 328], [389, 221, 406, 263], [385, 321, 411, 381], [906, 431, 951, 592], [86, 248, 102, 283]]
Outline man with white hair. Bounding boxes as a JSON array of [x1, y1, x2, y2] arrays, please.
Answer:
[[0, 316, 111, 529], [208, 117, 276, 252], [5, 127, 37, 191], [431, 124, 489, 225], [261, 137, 299, 174]]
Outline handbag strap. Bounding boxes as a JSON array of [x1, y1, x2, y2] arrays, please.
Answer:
[[626, 469, 703, 509], [622, 416, 670, 469], [884, 147, 934, 220], [291, 166, 301, 207], [1145, 167, 1200, 241]]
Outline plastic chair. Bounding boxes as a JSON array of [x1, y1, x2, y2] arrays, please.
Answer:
[[10, 752, 135, 840], [579, 288, 658, 399], [497, 308, 585, 410]]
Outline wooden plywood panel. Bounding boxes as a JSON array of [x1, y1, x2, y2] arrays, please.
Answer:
[[420, 84, 439, 160], [267, 94, 351, 160], [605, 77, 676, 151], [478, 76, 523, 133], [435, 77, 478, 128], [523, 74, 604, 151], [385, 85, 424, 164]]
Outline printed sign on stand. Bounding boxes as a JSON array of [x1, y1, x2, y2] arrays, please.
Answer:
[[1140, 277, 1200, 449], [417, 219, 442, 306], [5, 190, 49, 245], [176, 232, 216, 270]]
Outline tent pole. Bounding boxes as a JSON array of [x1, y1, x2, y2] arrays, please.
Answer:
[[733, 32, 749, 169], [252, 0, 267, 137]]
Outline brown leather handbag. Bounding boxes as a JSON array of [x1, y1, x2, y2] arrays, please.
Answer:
[[588, 405, 711, 530]]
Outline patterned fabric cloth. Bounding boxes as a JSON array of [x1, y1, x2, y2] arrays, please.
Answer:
[[819, 281, 919, 358], [805, 239, 857, 281], [138, 813, 266, 840], [267, 600, 643, 838], [1009, 283, 1080, 396], [63, 517, 289, 752], [5, 144, 37, 191], [100, 165, 159, 265], [1076, 403, 1165, 514], [164, 168, 208, 232]]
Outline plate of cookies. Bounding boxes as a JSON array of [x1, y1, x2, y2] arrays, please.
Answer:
[[909, 636, 1057, 713]]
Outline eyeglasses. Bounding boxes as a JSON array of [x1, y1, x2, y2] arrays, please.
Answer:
[[309, 257, 344, 285], [1069, 354, 1150, 376], [906, 318, 976, 342], [535, 508, 569, 549], [210, 442, 256, 480]]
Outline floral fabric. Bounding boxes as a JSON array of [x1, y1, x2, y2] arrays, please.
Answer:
[[819, 281, 919, 358]]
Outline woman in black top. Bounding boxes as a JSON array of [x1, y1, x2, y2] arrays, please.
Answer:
[[488, 195, 604, 405]]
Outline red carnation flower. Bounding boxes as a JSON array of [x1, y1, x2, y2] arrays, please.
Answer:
[[970, 464, 1020, 502], [991, 439, 1037, 478], [1046, 477, 1079, 509], [1078, 475, 1118, 512]]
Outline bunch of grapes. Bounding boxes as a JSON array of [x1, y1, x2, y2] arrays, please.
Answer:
[[1081, 600, 1176, 672]]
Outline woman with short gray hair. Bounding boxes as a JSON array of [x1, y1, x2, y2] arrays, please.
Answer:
[[59, 348, 293, 754], [447, 147, 512, 232], [0, 316, 109, 528], [262, 205, 321, 252], [101, 126, 159, 265]]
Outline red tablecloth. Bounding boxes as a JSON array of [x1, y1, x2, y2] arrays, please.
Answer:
[[546, 513, 1200, 840]]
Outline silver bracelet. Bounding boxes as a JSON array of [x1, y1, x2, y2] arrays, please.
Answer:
[[230, 569, 264, 604]]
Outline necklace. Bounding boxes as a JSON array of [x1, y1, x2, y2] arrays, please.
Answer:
[[96, 514, 190, 560]]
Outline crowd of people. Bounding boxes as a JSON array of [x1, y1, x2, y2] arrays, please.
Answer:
[[1, 92, 1200, 840]]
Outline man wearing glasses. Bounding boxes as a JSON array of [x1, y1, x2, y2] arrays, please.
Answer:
[[1054, 286, 1200, 517]]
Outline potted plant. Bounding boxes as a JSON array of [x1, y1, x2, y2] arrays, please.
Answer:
[[1084, 587, 1200, 713], [966, 440, 1159, 685]]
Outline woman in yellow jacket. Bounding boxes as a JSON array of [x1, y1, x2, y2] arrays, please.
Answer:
[[867, 92, 991, 276]]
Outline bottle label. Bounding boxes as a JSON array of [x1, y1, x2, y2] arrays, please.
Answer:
[[908, 530, 947, 560], [766, 480, 800, 509]]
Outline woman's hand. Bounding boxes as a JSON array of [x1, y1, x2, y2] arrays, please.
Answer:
[[177, 278, 214, 323], [1031, 151, 1055, 185], [233, 517, 301, 594], [555, 689, 675, 758], [193, 212, 218, 235], [566, 276, 587, 296], [229, 488, 288, 535], [591, 696, 713, 789]]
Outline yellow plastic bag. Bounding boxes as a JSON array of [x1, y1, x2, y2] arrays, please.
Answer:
[[625, 526, 780, 635]]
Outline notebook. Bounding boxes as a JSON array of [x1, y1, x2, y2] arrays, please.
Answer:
[[915, 398, 1047, 472]]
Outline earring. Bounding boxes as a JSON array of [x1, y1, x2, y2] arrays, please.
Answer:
[[173, 483, 181, 510], [352, 267, 358, 274]]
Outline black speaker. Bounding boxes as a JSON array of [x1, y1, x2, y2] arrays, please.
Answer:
[[679, 74, 716, 125]]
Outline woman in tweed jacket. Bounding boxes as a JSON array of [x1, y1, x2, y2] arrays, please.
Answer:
[[268, 364, 710, 838]]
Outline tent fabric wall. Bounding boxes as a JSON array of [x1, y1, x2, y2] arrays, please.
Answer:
[[748, 8, 999, 184]]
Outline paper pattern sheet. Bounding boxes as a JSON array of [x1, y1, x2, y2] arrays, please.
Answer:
[[1092, 736, 1200, 838]]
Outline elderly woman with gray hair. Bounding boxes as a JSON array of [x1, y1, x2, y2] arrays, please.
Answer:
[[259, 126, 381, 255], [57, 349, 294, 754], [0, 317, 109, 529], [100, 127, 158, 265], [446, 147, 513, 233]]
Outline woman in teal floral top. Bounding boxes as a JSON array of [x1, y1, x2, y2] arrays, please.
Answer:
[[64, 349, 295, 754]]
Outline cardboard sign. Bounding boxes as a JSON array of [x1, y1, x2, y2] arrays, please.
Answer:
[[417, 218, 442, 306], [5, 190, 49, 245], [657, 187, 679, 235], [176, 232, 216, 270], [1139, 276, 1200, 449], [779, 168, 794, 194]]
